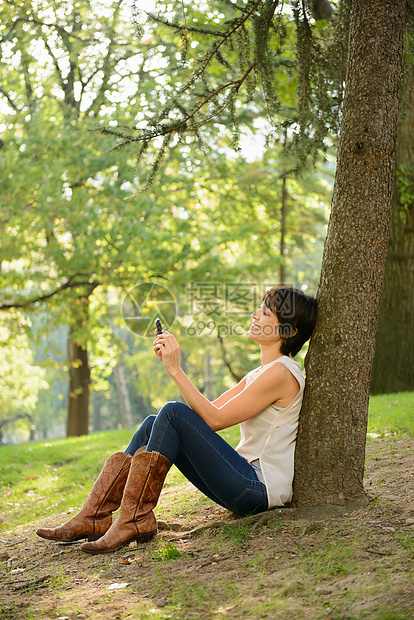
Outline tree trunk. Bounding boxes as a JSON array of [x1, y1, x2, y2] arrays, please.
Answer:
[[93, 391, 102, 432], [293, 0, 405, 507], [370, 67, 414, 394], [177, 350, 189, 403], [67, 327, 91, 437], [280, 175, 287, 284], [114, 362, 133, 429], [204, 354, 215, 401]]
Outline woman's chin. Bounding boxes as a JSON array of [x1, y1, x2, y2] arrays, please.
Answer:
[[247, 328, 259, 341]]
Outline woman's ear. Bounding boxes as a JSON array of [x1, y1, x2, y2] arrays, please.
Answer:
[[279, 324, 298, 338]]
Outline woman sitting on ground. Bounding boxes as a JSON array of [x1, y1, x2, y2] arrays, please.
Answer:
[[37, 286, 317, 555]]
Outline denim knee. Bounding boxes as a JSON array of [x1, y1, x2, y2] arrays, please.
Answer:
[[124, 414, 157, 455], [158, 401, 185, 421], [141, 414, 157, 432]]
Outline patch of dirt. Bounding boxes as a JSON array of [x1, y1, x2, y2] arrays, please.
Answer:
[[1, 438, 413, 620]]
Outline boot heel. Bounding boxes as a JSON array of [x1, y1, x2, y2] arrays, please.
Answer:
[[135, 531, 156, 545]]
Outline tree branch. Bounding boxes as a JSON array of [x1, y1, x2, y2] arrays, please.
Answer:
[[83, 2, 123, 117], [105, 60, 258, 146], [0, 87, 20, 112], [0, 277, 99, 310], [217, 334, 244, 382], [176, 0, 263, 94], [0, 413, 33, 432], [108, 0, 264, 146], [0, 16, 98, 44], [145, 12, 227, 38]]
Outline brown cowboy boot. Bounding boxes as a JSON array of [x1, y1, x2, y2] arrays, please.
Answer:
[[36, 452, 133, 542], [80, 451, 170, 554]]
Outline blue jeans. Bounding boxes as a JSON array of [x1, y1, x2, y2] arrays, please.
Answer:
[[124, 401, 268, 515]]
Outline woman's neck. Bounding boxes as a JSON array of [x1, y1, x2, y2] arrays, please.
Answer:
[[259, 345, 284, 367]]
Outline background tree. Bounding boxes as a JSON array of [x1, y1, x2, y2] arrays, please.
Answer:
[[370, 62, 414, 395]]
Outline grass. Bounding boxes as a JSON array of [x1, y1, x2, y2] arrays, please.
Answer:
[[301, 538, 359, 577], [397, 532, 414, 556], [367, 609, 414, 620], [367, 391, 413, 437], [221, 523, 252, 546], [0, 428, 134, 530], [150, 541, 182, 561]]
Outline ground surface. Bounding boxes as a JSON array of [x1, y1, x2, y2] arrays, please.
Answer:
[[1, 437, 413, 620]]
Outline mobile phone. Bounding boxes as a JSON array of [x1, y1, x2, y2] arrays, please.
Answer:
[[155, 318, 163, 334]]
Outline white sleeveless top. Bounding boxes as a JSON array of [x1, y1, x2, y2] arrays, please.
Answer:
[[235, 356, 305, 507]]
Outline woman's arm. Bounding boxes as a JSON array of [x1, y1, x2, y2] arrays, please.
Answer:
[[211, 379, 246, 407], [167, 365, 290, 431], [153, 331, 290, 431]]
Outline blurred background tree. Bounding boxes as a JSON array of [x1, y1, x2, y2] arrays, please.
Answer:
[[370, 59, 414, 395]]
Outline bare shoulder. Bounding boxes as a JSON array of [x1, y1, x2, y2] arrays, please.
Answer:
[[249, 360, 294, 388], [265, 361, 293, 380], [263, 361, 301, 405]]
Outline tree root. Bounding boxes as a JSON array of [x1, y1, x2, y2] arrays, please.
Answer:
[[165, 507, 297, 540], [162, 499, 367, 540]]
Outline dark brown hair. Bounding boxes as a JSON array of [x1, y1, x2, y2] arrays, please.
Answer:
[[263, 286, 317, 357]]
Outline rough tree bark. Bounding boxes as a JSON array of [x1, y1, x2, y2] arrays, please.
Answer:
[[371, 66, 414, 394], [293, 0, 406, 507]]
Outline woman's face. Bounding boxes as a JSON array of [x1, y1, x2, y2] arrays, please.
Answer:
[[248, 303, 280, 344]]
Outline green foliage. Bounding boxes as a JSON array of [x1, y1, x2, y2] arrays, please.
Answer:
[[395, 165, 414, 226], [1, 0, 185, 321], [100, 0, 349, 181], [0, 0, 333, 438], [0, 322, 47, 431]]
